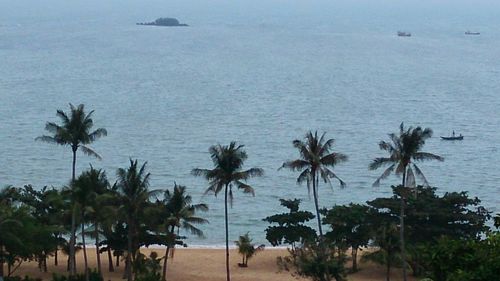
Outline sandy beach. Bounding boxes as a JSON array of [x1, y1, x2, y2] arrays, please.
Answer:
[[9, 247, 416, 281]]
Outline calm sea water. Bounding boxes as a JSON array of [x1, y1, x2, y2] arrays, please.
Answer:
[[1, 0, 499, 246]]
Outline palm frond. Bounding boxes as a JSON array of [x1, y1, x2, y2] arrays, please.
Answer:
[[88, 128, 108, 142], [369, 157, 393, 170], [372, 164, 395, 187], [235, 181, 255, 196], [80, 145, 102, 160], [413, 152, 444, 162], [280, 159, 310, 171], [412, 164, 430, 187], [406, 167, 416, 188]]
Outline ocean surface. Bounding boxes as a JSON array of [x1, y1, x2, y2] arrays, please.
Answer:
[[1, 0, 500, 246]]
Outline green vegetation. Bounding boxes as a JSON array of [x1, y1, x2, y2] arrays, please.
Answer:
[[0, 107, 498, 281], [234, 233, 264, 267], [369, 123, 443, 281]]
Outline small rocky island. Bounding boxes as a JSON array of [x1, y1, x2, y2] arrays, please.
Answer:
[[136, 18, 188, 27]]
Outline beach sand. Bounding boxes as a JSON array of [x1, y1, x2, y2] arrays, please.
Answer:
[[9, 248, 416, 281]]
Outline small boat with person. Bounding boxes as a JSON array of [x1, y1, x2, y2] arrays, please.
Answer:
[[397, 31, 411, 37], [441, 131, 463, 141]]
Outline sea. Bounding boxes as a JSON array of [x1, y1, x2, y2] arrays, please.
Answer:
[[1, 0, 499, 246]]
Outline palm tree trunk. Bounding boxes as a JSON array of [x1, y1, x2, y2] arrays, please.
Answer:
[[126, 220, 133, 281], [82, 220, 89, 281], [94, 223, 102, 277], [162, 225, 176, 281], [313, 172, 331, 280], [400, 166, 407, 281], [69, 148, 77, 276], [224, 184, 231, 281], [352, 247, 358, 272], [69, 204, 77, 275], [386, 261, 391, 281], [0, 244, 5, 278], [107, 248, 114, 272], [312, 172, 323, 237]]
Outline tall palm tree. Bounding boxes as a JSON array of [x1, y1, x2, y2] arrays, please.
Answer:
[[161, 184, 208, 281], [115, 159, 156, 281], [36, 103, 107, 275], [369, 122, 443, 281], [192, 142, 263, 281], [281, 131, 347, 237]]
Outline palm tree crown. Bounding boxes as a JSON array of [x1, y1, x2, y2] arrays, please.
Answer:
[[192, 142, 263, 281], [281, 131, 347, 236], [192, 142, 263, 203], [369, 122, 444, 187], [36, 103, 107, 180]]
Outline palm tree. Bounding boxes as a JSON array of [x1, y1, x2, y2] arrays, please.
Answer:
[[369, 122, 443, 281], [192, 142, 263, 281], [36, 103, 107, 275], [115, 159, 156, 281], [0, 188, 23, 278], [160, 184, 208, 281], [234, 233, 265, 267], [281, 131, 347, 237], [72, 167, 111, 279]]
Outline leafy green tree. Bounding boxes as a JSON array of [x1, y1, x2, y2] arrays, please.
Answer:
[[322, 204, 371, 272], [369, 123, 443, 281], [361, 222, 401, 281], [234, 233, 264, 267], [115, 159, 156, 281], [263, 199, 317, 249], [192, 142, 263, 281], [278, 240, 346, 281], [422, 233, 500, 281], [159, 184, 208, 281], [367, 185, 490, 277], [36, 103, 107, 275], [281, 131, 347, 237]]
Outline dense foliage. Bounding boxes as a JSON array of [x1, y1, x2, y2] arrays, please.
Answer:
[[1, 109, 498, 281]]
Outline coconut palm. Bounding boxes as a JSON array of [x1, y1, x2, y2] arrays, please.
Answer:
[[192, 142, 263, 281], [281, 131, 347, 237], [234, 233, 265, 267], [36, 103, 107, 275], [72, 167, 111, 278], [160, 184, 208, 281], [115, 159, 156, 281], [369, 122, 443, 281]]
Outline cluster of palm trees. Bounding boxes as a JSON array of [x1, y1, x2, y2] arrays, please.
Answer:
[[2, 103, 444, 281]]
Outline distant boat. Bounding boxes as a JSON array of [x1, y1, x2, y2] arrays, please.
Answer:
[[397, 31, 411, 37], [441, 135, 463, 141], [465, 31, 480, 35]]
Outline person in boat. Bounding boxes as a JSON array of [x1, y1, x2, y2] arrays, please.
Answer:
[[452, 130, 455, 137]]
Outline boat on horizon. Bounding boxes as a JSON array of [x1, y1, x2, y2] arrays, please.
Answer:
[[397, 31, 411, 37], [465, 31, 480, 35]]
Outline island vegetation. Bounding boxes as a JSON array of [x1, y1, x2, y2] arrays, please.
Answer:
[[1, 104, 499, 281], [136, 18, 188, 27]]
